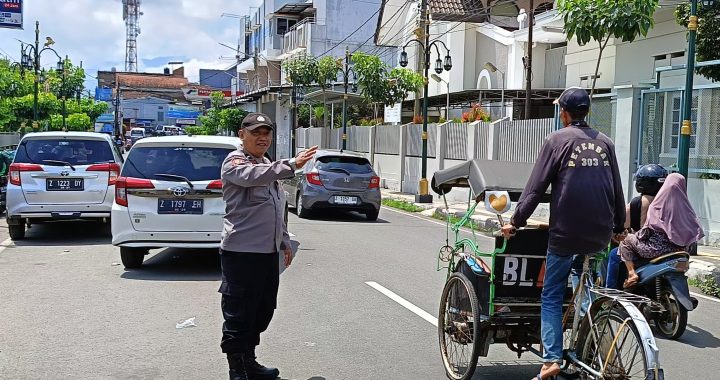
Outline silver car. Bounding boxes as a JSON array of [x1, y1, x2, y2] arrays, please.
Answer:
[[6, 132, 124, 240], [282, 150, 381, 221]]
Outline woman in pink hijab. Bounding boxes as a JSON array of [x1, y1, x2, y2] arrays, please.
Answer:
[[620, 173, 704, 287]]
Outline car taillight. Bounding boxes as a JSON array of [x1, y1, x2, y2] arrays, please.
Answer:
[[9, 163, 43, 186], [673, 260, 689, 272], [306, 173, 322, 186], [368, 176, 380, 189], [115, 177, 154, 207], [87, 163, 121, 185], [207, 180, 223, 189]]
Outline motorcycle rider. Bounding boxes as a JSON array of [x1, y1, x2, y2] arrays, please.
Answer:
[[605, 164, 667, 289], [620, 173, 704, 287]]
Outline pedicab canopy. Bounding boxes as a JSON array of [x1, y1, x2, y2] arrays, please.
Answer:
[[430, 159, 551, 202]]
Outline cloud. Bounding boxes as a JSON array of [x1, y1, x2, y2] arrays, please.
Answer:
[[0, 0, 256, 89]]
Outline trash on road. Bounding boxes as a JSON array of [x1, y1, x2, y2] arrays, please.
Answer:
[[111, 262, 121, 266], [176, 317, 196, 329]]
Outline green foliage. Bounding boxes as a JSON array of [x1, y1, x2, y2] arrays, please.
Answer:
[[184, 126, 216, 135], [44, 58, 86, 99], [316, 56, 340, 90], [49, 113, 92, 131], [381, 198, 425, 212], [676, 2, 720, 81], [351, 52, 423, 107], [689, 274, 720, 298], [284, 52, 318, 87], [220, 108, 248, 131], [197, 97, 247, 135], [557, 0, 658, 93], [312, 105, 324, 124]]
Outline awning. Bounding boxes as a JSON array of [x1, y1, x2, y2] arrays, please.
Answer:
[[401, 88, 611, 109], [275, 3, 312, 14], [300, 89, 365, 104]]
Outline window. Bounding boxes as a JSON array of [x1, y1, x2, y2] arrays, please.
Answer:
[[14, 139, 115, 166], [122, 146, 235, 181], [315, 156, 373, 174], [157, 111, 164, 122], [670, 95, 697, 149]]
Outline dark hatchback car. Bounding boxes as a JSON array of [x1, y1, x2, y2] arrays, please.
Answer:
[[282, 150, 381, 221]]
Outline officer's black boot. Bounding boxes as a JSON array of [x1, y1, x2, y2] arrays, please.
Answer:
[[227, 353, 249, 380], [244, 348, 280, 380]]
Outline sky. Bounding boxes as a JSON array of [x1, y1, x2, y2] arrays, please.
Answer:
[[0, 0, 261, 91]]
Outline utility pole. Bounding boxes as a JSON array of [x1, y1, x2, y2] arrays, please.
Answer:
[[33, 21, 40, 122], [113, 73, 121, 137], [524, 0, 534, 119], [678, 0, 698, 178]]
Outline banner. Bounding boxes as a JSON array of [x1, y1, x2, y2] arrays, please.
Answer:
[[95, 87, 113, 102], [0, 0, 22, 30], [384, 103, 401, 124], [167, 105, 201, 119], [182, 87, 244, 101]]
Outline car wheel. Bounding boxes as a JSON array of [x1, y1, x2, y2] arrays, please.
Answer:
[[9, 223, 25, 240], [296, 191, 311, 219], [365, 208, 380, 221], [120, 247, 147, 269]]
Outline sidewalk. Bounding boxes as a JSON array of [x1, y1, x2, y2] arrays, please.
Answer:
[[381, 189, 720, 288]]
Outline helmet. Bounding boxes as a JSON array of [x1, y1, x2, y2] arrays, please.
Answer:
[[634, 164, 668, 196]]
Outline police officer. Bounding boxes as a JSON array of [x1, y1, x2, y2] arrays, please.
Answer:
[[219, 112, 317, 380]]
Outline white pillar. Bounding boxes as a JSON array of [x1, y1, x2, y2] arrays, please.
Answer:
[[437, 122, 448, 170], [613, 85, 650, 202]]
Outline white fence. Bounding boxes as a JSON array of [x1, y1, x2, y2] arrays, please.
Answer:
[[294, 118, 555, 194]]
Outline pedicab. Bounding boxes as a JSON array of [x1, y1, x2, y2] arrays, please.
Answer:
[[431, 159, 664, 380]]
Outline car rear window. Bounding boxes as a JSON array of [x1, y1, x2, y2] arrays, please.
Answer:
[[14, 138, 114, 166], [130, 130, 144, 136], [316, 156, 373, 174], [122, 146, 234, 181]]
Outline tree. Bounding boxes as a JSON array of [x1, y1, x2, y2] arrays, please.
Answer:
[[675, 2, 720, 81], [45, 58, 85, 99], [284, 53, 318, 88], [219, 108, 249, 132], [315, 56, 340, 127], [351, 52, 424, 119], [50, 113, 91, 131], [557, 0, 658, 95]]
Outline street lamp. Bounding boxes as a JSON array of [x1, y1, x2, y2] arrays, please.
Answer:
[[484, 62, 506, 118], [339, 47, 358, 151], [19, 21, 66, 127], [399, 37, 452, 203], [430, 74, 449, 121], [678, 0, 713, 177]]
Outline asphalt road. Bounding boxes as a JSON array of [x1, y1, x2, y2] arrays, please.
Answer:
[[1, 208, 719, 379]]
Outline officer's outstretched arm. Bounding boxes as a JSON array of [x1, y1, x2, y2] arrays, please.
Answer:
[[222, 156, 294, 187]]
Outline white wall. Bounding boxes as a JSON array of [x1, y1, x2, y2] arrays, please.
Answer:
[[686, 179, 720, 245]]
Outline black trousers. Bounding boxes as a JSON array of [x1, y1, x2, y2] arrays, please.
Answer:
[[219, 250, 280, 354]]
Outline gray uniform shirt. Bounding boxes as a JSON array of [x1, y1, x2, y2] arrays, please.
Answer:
[[220, 149, 294, 253]]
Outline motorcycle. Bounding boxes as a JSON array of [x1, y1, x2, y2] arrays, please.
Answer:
[[631, 251, 698, 340]]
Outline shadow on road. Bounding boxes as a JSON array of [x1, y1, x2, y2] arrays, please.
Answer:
[[676, 323, 720, 348], [120, 248, 221, 281], [13, 220, 111, 247], [292, 210, 389, 224], [471, 361, 541, 379]]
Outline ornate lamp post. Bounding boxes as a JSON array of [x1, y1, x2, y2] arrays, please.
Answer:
[[339, 47, 358, 151], [399, 37, 452, 203]]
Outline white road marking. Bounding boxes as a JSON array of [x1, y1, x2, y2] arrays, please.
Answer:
[[0, 238, 12, 254], [365, 281, 438, 327], [690, 291, 720, 304]]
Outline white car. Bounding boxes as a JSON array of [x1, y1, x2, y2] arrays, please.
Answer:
[[111, 135, 241, 268], [6, 132, 124, 240]]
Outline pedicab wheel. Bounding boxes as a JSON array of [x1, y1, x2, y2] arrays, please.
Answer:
[[438, 272, 480, 380], [654, 290, 688, 340], [579, 307, 649, 379]]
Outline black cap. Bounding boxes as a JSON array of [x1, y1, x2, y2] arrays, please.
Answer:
[[554, 87, 590, 113], [241, 112, 274, 131]]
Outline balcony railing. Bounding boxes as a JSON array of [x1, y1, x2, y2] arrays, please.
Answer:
[[282, 18, 315, 54]]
